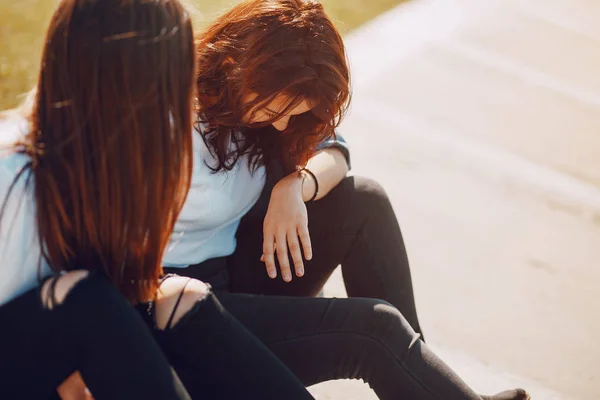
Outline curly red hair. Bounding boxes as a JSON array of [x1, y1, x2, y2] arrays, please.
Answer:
[[195, 0, 351, 173]]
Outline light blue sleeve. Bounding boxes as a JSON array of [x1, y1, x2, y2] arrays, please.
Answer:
[[0, 140, 51, 306], [315, 131, 351, 170]]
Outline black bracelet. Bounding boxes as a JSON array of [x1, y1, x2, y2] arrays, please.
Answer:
[[299, 167, 319, 202]]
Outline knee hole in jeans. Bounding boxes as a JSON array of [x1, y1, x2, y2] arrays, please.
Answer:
[[40, 270, 90, 310], [155, 277, 209, 331]]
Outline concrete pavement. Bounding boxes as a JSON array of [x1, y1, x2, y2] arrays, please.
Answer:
[[309, 0, 600, 398]]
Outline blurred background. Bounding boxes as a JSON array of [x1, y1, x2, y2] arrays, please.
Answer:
[[1, 0, 599, 399], [0, 0, 402, 109]]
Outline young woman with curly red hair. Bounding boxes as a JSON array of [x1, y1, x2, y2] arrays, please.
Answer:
[[162, 0, 530, 399], [0, 1, 316, 399]]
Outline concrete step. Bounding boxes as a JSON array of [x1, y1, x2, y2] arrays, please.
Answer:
[[308, 340, 564, 399], [319, 0, 600, 398], [356, 0, 600, 187]]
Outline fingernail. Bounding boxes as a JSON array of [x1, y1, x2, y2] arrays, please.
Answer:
[[297, 268, 304, 277], [284, 273, 291, 282]]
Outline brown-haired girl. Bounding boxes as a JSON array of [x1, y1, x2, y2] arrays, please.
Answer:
[[0, 1, 315, 399], [164, 0, 530, 399]]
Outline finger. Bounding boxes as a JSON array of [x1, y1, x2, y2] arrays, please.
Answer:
[[287, 229, 304, 277], [298, 224, 313, 261], [260, 254, 265, 262], [262, 238, 277, 279], [57, 371, 88, 400], [275, 231, 292, 282]]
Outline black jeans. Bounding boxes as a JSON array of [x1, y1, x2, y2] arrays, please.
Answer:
[[166, 176, 485, 399], [137, 283, 314, 400], [0, 273, 190, 400], [0, 272, 313, 400], [232, 174, 424, 338]]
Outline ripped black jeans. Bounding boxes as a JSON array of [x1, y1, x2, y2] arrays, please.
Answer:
[[0, 272, 189, 400], [164, 176, 488, 399], [135, 277, 314, 400], [0, 272, 313, 400]]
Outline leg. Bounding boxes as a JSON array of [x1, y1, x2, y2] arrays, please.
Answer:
[[229, 175, 424, 338], [147, 276, 314, 400], [217, 292, 527, 400], [0, 271, 190, 400]]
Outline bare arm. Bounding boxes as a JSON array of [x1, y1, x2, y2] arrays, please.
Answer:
[[261, 147, 349, 281], [300, 147, 349, 202]]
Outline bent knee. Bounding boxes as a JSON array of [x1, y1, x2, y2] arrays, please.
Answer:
[[41, 270, 90, 310], [370, 299, 404, 323], [353, 176, 389, 202], [358, 298, 397, 319], [357, 298, 417, 340], [155, 277, 209, 331], [347, 298, 421, 361], [337, 176, 391, 212]]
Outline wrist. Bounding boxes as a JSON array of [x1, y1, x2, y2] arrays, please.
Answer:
[[273, 172, 303, 198]]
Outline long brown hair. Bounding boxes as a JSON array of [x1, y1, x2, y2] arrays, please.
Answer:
[[10, 0, 195, 302], [195, 0, 350, 173]]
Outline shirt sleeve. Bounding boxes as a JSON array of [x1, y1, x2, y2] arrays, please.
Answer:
[[315, 130, 351, 170], [0, 152, 49, 306]]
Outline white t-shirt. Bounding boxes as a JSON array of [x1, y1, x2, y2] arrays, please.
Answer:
[[0, 115, 52, 306], [0, 116, 267, 305], [163, 127, 266, 267], [163, 126, 351, 268]]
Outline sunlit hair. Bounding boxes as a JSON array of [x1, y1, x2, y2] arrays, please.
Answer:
[[195, 0, 351, 173], [3, 0, 195, 302]]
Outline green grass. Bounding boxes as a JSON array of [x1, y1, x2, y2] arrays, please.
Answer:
[[0, 0, 405, 110]]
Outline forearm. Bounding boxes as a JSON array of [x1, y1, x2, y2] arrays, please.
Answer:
[[301, 147, 349, 202]]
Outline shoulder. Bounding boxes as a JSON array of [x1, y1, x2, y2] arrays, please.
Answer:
[[0, 114, 32, 199], [0, 111, 29, 146]]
